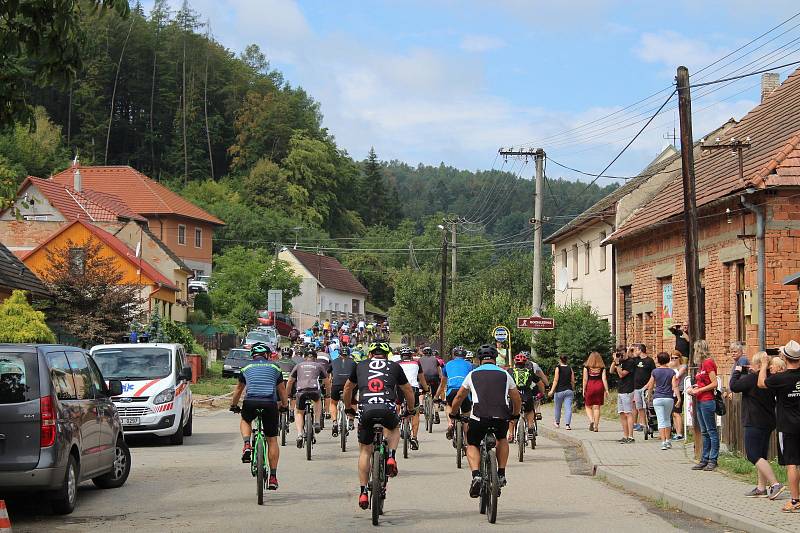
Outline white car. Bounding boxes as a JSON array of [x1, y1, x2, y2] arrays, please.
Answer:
[[90, 343, 194, 445]]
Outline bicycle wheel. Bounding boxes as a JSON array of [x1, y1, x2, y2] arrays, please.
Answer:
[[479, 447, 487, 515], [371, 449, 383, 526], [256, 437, 266, 505], [402, 419, 409, 459], [340, 410, 347, 453], [487, 449, 499, 524], [425, 396, 434, 433], [455, 420, 463, 469], [305, 408, 313, 461], [530, 420, 537, 449], [280, 411, 287, 447], [517, 420, 525, 463]]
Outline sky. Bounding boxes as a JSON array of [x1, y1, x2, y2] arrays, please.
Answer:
[[144, 0, 800, 186]]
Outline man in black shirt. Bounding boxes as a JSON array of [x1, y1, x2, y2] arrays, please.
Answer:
[[610, 347, 638, 443], [759, 340, 800, 512], [343, 342, 415, 510], [632, 344, 655, 432], [668, 323, 690, 359], [329, 346, 357, 437]]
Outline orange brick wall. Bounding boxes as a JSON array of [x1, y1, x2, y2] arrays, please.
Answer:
[[146, 216, 213, 266], [615, 190, 800, 372]]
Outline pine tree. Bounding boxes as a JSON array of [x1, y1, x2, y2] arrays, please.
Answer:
[[363, 147, 388, 226]]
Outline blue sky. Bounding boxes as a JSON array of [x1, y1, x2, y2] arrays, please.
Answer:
[[145, 1, 800, 185]]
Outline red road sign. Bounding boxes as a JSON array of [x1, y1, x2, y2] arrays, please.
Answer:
[[517, 316, 555, 330]]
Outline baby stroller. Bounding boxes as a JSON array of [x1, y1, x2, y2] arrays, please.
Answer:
[[642, 389, 658, 441]]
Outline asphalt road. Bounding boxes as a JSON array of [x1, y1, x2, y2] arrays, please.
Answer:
[[8, 409, 727, 532]]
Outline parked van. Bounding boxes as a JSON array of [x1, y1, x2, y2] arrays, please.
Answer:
[[0, 344, 130, 514], [90, 343, 193, 445]]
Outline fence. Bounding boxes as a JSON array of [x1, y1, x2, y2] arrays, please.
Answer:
[[719, 394, 779, 459]]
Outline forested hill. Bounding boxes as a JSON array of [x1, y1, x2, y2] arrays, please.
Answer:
[[1, 0, 618, 246]]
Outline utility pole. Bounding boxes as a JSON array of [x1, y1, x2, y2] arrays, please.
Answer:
[[677, 66, 704, 354], [451, 221, 457, 290], [439, 229, 448, 357]]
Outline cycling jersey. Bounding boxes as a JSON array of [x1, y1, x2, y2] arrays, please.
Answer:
[[290, 360, 328, 392], [331, 357, 357, 387], [239, 358, 284, 401], [348, 357, 408, 407], [461, 364, 517, 420], [508, 366, 539, 393], [398, 359, 422, 389], [443, 358, 473, 394], [419, 355, 442, 380], [351, 349, 366, 362], [275, 357, 297, 381]]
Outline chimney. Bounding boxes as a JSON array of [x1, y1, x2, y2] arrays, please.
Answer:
[[761, 72, 780, 102], [73, 166, 82, 192]]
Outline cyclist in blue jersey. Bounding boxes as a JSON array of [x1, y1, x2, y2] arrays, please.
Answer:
[[441, 346, 474, 440], [230, 343, 289, 490]]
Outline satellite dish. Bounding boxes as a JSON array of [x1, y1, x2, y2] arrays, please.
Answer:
[[557, 268, 569, 292]]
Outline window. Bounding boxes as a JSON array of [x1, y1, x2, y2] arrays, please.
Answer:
[[621, 286, 632, 347], [66, 352, 94, 400], [334, 303, 340, 312], [599, 232, 607, 271], [352, 299, 360, 314], [344, 303, 349, 313], [584, 242, 590, 275], [735, 262, 746, 342], [0, 353, 38, 404], [178, 224, 186, 245], [194, 227, 202, 248], [561, 249, 567, 268], [68, 247, 86, 275], [571, 244, 578, 280], [86, 356, 107, 397], [45, 352, 77, 400]]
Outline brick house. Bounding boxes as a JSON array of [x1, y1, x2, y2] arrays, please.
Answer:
[[605, 70, 800, 373]]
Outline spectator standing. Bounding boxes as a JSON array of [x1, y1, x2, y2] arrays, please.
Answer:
[[668, 351, 688, 441], [633, 344, 656, 432], [771, 357, 787, 374], [646, 352, 681, 450], [548, 355, 575, 430], [668, 322, 690, 360], [725, 341, 749, 400], [610, 347, 638, 443], [732, 352, 784, 499], [582, 352, 609, 432], [759, 340, 800, 512], [687, 340, 720, 471]]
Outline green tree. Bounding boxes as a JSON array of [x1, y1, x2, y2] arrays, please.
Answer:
[[362, 147, 388, 226], [193, 292, 213, 319], [389, 268, 439, 338], [240, 157, 306, 211], [0, 107, 67, 183], [0, 290, 56, 343]]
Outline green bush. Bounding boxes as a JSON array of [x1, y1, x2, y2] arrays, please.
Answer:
[[0, 290, 55, 343], [193, 292, 213, 319], [187, 309, 208, 324]]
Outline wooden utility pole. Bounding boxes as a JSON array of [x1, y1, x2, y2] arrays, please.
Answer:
[[439, 231, 448, 357], [451, 222, 457, 290], [677, 66, 704, 354]]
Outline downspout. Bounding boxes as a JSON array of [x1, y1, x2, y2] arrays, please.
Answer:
[[740, 194, 766, 350], [611, 244, 617, 342]]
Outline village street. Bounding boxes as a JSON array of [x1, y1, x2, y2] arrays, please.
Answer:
[[6, 409, 727, 533]]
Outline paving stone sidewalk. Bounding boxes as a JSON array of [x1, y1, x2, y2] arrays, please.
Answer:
[[537, 409, 797, 533]]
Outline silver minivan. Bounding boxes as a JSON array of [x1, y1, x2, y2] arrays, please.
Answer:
[[0, 344, 130, 514]]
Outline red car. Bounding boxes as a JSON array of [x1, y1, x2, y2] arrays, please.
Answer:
[[257, 311, 296, 336]]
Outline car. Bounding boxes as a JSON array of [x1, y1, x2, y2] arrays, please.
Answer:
[[0, 344, 131, 515], [256, 310, 296, 336], [90, 343, 193, 445], [222, 348, 251, 378], [188, 275, 210, 294], [242, 330, 278, 350]]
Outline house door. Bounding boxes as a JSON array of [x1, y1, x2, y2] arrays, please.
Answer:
[[352, 299, 360, 314]]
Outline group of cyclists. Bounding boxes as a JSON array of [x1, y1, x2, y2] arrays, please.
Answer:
[[229, 332, 548, 514]]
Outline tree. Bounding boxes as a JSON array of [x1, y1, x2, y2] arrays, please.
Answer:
[[39, 237, 145, 345], [193, 292, 213, 319], [362, 147, 388, 226], [389, 268, 439, 338], [240, 157, 306, 212], [0, 290, 55, 343], [209, 246, 301, 329]]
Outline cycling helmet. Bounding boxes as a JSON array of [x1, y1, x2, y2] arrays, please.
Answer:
[[514, 353, 528, 365], [465, 351, 475, 360], [452, 346, 467, 358], [251, 343, 269, 358], [422, 346, 433, 356], [340, 346, 351, 357], [281, 347, 293, 358], [399, 347, 415, 359], [368, 342, 392, 355], [477, 344, 498, 361]]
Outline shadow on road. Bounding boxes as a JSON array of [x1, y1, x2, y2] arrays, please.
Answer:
[[124, 430, 229, 448]]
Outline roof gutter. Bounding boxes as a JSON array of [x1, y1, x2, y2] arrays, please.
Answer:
[[740, 191, 766, 351]]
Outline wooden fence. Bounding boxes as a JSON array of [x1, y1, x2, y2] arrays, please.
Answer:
[[719, 395, 779, 459]]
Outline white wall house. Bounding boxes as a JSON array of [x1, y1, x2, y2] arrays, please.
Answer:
[[278, 248, 369, 330]]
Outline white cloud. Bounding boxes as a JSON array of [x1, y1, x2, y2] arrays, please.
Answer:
[[635, 31, 727, 72], [459, 34, 506, 53]]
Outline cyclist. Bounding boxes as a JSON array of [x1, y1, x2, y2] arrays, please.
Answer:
[[230, 343, 288, 490], [419, 347, 443, 423], [343, 342, 415, 510], [507, 353, 545, 442], [286, 346, 331, 448], [352, 343, 366, 362], [398, 347, 429, 450], [275, 347, 298, 418], [330, 346, 357, 437], [442, 346, 474, 440], [520, 351, 550, 387], [450, 344, 521, 497]]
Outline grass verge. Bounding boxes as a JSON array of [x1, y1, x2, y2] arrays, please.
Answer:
[[190, 360, 237, 396], [717, 451, 787, 486], [600, 390, 618, 420]]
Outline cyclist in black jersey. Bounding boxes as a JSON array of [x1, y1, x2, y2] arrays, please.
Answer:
[[275, 347, 297, 417], [330, 346, 357, 436]]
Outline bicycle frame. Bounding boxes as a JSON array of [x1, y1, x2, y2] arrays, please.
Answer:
[[251, 410, 268, 505], [479, 430, 500, 524], [368, 424, 389, 526]]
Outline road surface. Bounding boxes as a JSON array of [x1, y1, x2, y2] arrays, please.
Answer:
[[8, 409, 728, 532]]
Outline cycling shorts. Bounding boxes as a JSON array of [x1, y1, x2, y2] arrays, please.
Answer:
[[466, 417, 509, 448], [330, 383, 348, 402], [395, 386, 421, 408], [425, 377, 441, 394], [357, 404, 400, 445], [241, 400, 279, 437], [446, 390, 472, 413], [296, 390, 321, 408], [520, 391, 535, 413]]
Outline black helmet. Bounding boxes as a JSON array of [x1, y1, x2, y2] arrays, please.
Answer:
[[452, 346, 467, 358], [340, 346, 351, 357], [281, 347, 293, 357], [304, 344, 317, 357], [400, 347, 415, 359], [476, 344, 498, 361], [422, 346, 432, 356]]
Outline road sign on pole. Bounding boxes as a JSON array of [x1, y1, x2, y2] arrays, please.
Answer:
[[267, 290, 283, 313], [516, 316, 555, 330], [493, 326, 509, 342]]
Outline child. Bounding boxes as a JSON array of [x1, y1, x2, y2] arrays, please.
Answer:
[[771, 357, 787, 374]]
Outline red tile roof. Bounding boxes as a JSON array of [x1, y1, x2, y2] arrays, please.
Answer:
[[10, 176, 146, 223], [23, 219, 177, 291], [50, 166, 224, 226], [610, 68, 800, 242], [287, 249, 368, 295]]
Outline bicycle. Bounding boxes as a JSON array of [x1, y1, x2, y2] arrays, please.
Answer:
[[478, 425, 501, 524], [279, 408, 290, 447], [424, 393, 435, 433], [300, 396, 316, 461], [366, 420, 389, 526], [336, 399, 348, 452], [230, 405, 274, 505], [515, 414, 528, 462], [453, 414, 467, 469], [400, 400, 412, 459]]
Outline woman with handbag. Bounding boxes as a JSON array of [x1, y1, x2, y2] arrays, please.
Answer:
[[686, 340, 720, 471]]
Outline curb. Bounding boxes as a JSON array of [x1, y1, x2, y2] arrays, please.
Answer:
[[539, 426, 787, 533]]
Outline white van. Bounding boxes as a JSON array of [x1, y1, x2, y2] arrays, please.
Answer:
[[90, 343, 193, 445]]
